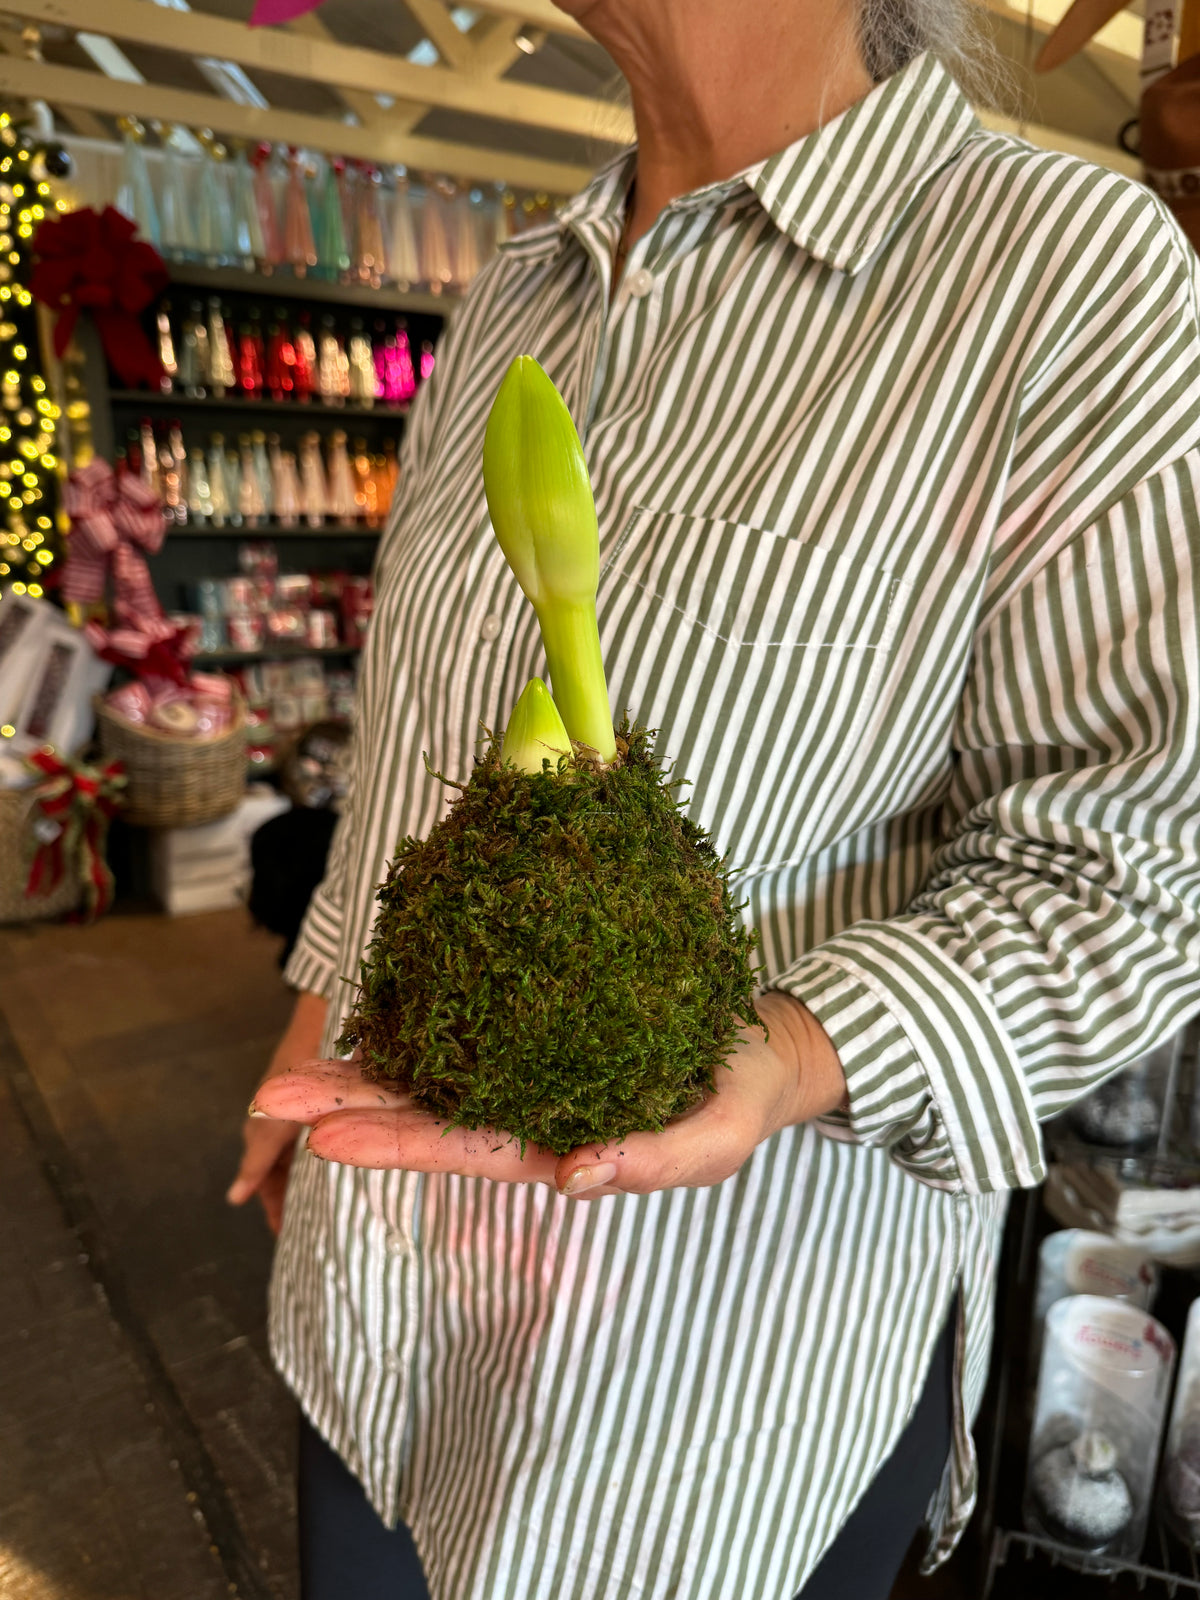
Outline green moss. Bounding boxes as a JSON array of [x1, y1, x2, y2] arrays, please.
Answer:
[[337, 725, 761, 1155]]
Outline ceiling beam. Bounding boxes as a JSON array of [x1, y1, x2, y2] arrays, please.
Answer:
[[0, 20, 108, 137], [284, 10, 429, 135], [466, 0, 588, 37], [977, 0, 1143, 70], [0, 54, 595, 190], [401, 0, 473, 70], [466, 14, 525, 77], [4, 0, 632, 142]]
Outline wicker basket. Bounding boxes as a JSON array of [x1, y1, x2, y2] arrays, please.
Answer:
[[95, 694, 247, 828], [0, 783, 82, 923]]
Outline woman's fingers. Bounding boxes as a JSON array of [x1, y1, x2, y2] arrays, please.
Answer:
[[250, 1058, 411, 1123], [226, 1115, 303, 1205], [307, 1106, 560, 1184]]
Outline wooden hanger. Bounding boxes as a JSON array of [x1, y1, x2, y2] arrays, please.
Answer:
[[1035, 0, 1200, 72]]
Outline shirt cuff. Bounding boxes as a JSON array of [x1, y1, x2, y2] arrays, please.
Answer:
[[768, 921, 1045, 1195], [282, 882, 344, 1001]]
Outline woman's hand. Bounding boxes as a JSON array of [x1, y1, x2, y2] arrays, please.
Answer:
[[248, 992, 846, 1200], [227, 989, 329, 1232]]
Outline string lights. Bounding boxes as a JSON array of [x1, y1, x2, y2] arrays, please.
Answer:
[[0, 110, 67, 600]]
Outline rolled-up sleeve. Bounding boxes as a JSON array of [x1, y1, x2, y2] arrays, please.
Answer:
[[774, 452, 1200, 1194]]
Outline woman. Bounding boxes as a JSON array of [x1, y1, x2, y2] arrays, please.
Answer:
[[230, 0, 1200, 1593]]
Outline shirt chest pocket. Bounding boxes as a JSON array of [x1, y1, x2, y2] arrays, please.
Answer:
[[597, 509, 909, 873]]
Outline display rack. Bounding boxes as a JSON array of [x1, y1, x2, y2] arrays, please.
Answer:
[[975, 1162, 1200, 1598], [81, 262, 450, 645]]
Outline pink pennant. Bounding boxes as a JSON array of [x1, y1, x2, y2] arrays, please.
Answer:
[[249, 0, 325, 24]]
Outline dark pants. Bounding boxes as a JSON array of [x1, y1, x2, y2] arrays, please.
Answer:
[[299, 1303, 956, 1600]]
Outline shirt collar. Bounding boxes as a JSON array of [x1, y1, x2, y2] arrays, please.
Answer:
[[541, 51, 980, 276]]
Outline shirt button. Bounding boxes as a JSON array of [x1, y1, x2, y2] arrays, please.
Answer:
[[480, 614, 502, 641], [381, 1351, 403, 1375], [626, 267, 654, 299], [386, 1234, 406, 1258]]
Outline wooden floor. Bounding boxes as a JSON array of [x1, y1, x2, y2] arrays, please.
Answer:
[[0, 903, 1051, 1600], [0, 908, 296, 1600]]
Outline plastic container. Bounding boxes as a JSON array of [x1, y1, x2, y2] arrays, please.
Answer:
[[1031, 1231, 1158, 1374], [1162, 1299, 1200, 1544], [1024, 1295, 1176, 1561]]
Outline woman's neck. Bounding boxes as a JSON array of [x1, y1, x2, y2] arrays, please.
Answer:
[[559, 0, 877, 252]]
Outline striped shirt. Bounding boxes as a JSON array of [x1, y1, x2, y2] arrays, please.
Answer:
[[272, 49, 1200, 1598]]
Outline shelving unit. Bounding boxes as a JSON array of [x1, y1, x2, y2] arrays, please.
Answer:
[[974, 1166, 1200, 1598], [110, 389, 411, 422], [81, 262, 450, 646]]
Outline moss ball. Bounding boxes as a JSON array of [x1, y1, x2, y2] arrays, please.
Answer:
[[338, 726, 761, 1155]]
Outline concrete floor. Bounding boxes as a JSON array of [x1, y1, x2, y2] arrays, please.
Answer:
[[0, 904, 1089, 1600]]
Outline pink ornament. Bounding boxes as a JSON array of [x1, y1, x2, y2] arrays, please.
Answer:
[[250, 0, 325, 23]]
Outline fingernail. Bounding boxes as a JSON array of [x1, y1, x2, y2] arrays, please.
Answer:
[[307, 1146, 327, 1162], [248, 1107, 269, 1119], [561, 1162, 618, 1197]]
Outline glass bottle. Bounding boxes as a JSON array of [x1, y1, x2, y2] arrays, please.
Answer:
[[351, 162, 386, 287], [186, 446, 213, 525], [311, 155, 350, 282], [326, 429, 357, 523], [155, 302, 177, 395], [293, 312, 317, 404], [387, 171, 421, 288], [139, 417, 161, 500], [206, 298, 235, 397], [317, 313, 346, 406], [238, 310, 266, 398], [116, 116, 160, 248], [251, 430, 273, 521], [298, 430, 328, 527], [237, 433, 266, 528], [347, 317, 374, 406], [252, 142, 284, 271], [269, 433, 300, 528], [265, 313, 296, 402], [207, 432, 231, 528], [351, 437, 377, 525], [283, 146, 317, 275], [230, 143, 266, 271], [177, 301, 208, 398]]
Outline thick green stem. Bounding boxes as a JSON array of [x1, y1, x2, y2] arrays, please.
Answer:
[[536, 600, 616, 763]]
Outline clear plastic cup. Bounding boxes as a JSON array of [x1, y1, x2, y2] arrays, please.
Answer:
[[1025, 1295, 1176, 1560], [1030, 1231, 1158, 1376], [1162, 1299, 1200, 1544]]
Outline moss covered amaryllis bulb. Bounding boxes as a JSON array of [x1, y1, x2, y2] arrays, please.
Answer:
[[338, 358, 760, 1156], [483, 355, 616, 764]]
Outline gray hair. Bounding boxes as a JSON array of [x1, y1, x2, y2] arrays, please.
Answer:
[[856, 0, 1024, 116]]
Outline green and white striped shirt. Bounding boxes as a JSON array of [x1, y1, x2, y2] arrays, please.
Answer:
[[274, 49, 1200, 1597]]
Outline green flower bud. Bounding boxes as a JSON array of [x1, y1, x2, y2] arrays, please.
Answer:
[[501, 677, 572, 774], [483, 355, 616, 763]]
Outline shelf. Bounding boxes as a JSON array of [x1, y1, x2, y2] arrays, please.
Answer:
[[166, 522, 382, 539], [164, 260, 458, 317], [109, 389, 411, 422], [989, 1526, 1200, 1595], [194, 645, 361, 666]]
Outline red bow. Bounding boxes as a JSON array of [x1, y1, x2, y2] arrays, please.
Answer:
[[30, 205, 168, 389], [61, 457, 192, 684], [24, 746, 126, 921]]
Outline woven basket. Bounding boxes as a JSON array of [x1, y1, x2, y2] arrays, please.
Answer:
[[0, 784, 82, 923], [95, 694, 247, 828]]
